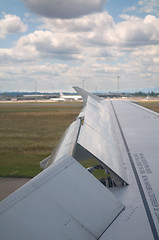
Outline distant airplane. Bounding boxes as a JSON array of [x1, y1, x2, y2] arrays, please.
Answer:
[[0, 87, 159, 240], [59, 92, 82, 101], [50, 96, 65, 102], [50, 92, 82, 102]]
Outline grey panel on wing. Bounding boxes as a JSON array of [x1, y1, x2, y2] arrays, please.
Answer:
[[77, 96, 128, 184], [0, 156, 124, 240], [40, 118, 81, 168], [52, 119, 81, 163]]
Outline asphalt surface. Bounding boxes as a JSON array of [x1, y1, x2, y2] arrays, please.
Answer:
[[0, 177, 31, 201]]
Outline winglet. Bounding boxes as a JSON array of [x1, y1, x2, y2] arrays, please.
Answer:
[[73, 86, 101, 103]]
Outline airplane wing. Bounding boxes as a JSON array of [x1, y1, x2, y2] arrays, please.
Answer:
[[0, 87, 159, 240]]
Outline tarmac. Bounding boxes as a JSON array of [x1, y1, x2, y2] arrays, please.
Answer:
[[0, 177, 31, 201]]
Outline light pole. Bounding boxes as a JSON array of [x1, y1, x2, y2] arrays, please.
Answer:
[[117, 76, 119, 93], [82, 80, 85, 89], [35, 80, 37, 93]]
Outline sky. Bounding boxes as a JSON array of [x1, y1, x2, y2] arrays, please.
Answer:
[[0, 0, 159, 92]]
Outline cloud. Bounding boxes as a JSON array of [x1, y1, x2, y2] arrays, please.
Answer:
[[115, 14, 159, 46], [41, 12, 159, 48], [0, 30, 82, 62], [124, 6, 137, 12], [22, 0, 106, 19], [0, 13, 27, 38], [40, 11, 114, 33], [87, 14, 159, 47], [138, 0, 159, 15], [124, 0, 159, 16]]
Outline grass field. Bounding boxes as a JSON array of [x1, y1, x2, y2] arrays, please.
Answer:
[[0, 100, 159, 178], [138, 101, 159, 113], [0, 102, 82, 177]]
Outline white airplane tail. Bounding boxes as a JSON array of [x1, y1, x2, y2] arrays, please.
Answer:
[[60, 92, 64, 98]]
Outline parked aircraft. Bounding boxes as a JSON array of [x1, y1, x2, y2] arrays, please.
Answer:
[[50, 96, 65, 102], [0, 87, 159, 240], [50, 92, 82, 102], [59, 92, 82, 101]]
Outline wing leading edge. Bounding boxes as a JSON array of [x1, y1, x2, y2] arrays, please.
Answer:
[[0, 87, 159, 239]]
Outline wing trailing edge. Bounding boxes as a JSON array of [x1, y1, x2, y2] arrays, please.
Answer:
[[0, 155, 124, 240]]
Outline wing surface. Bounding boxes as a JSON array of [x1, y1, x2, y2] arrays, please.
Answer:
[[99, 100, 159, 240], [40, 118, 81, 168], [0, 155, 123, 240]]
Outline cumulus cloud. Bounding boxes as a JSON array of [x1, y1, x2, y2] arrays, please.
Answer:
[[41, 11, 114, 33], [88, 14, 159, 47], [22, 0, 106, 19], [0, 13, 27, 38], [40, 12, 159, 48], [115, 14, 159, 46], [0, 30, 82, 62]]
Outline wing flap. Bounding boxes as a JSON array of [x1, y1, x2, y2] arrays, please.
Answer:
[[0, 155, 124, 240], [41, 118, 81, 168], [77, 96, 128, 185]]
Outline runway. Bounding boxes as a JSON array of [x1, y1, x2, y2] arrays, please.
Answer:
[[0, 177, 31, 201]]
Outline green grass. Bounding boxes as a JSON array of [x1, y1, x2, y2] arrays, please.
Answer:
[[0, 103, 82, 177], [138, 101, 159, 113], [80, 158, 109, 180]]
